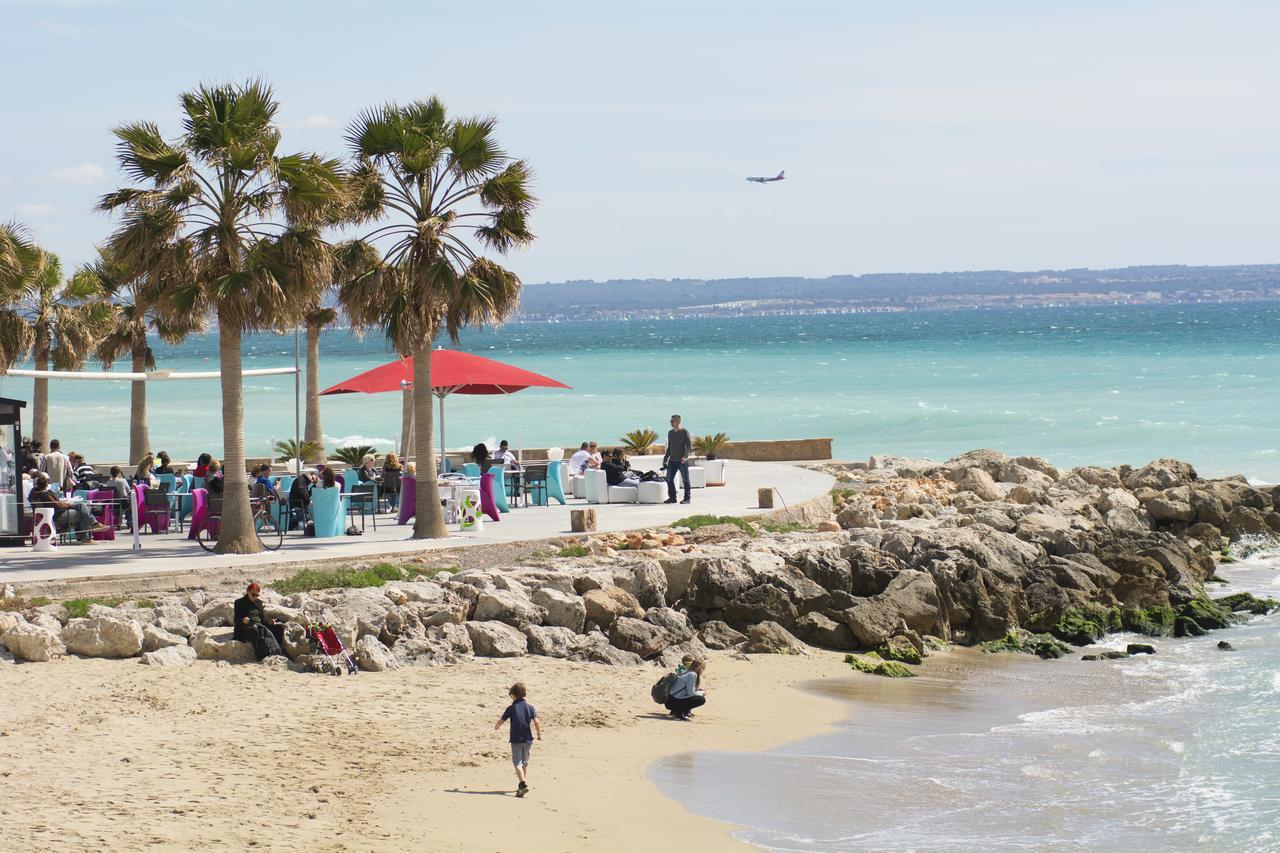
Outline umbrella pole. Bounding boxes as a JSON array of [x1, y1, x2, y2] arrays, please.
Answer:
[[438, 393, 446, 476]]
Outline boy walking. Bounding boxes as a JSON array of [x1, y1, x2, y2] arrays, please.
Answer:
[[494, 682, 541, 797]]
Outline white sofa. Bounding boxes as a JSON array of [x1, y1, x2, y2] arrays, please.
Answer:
[[584, 469, 638, 504]]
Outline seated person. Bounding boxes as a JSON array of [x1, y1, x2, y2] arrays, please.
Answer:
[[107, 465, 133, 526], [153, 451, 175, 476], [494, 440, 521, 470], [471, 443, 490, 470], [70, 452, 99, 489], [404, 462, 417, 477], [602, 448, 638, 488], [288, 470, 315, 528], [254, 464, 282, 501], [569, 442, 592, 475], [356, 454, 380, 484], [587, 441, 603, 469], [319, 466, 338, 489], [28, 473, 97, 544], [192, 453, 212, 479], [381, 453, 403, 510], [134, 453, 158, 487], [204, 459, 224, 495], [232, 581, 285, 660]]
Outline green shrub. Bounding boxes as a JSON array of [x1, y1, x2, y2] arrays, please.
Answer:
[[275, 439, 324, 464], [557, 544, 590, 558], [62, 597, 124, 619], [270, 563, 412, 594], [620, 429, 659, 455], [671, 514, 755, 535], [758, 519, 807, 534], [331, 445, 378, 466]]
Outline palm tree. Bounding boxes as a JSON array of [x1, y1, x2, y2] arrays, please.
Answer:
[[339, 97, 535, 539], [302, 304, 336, 449], [0, 222, 40, 370], [0, 247, 115, 446], [99, 79, 345, 554], [76, 249, 199, 464]]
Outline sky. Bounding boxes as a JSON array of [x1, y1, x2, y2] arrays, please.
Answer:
[[1, 0, 1278, 285]]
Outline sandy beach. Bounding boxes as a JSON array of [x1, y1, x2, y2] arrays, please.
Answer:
[[0, 648, 850, 851]]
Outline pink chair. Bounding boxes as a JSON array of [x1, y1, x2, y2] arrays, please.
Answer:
[[397, 475, 416, 525], [87, 489, 116, 541], [479, 472, 501, 523], [138, 483, 170, 533], [187, 488, 209, 540]]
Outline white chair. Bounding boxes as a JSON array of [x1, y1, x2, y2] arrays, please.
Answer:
[[687, 467, 707, 489], [32, 507, 57, 551], [637, 481, 666, 504], [584, 469, 608, 503], [700, 459, 726, 486], [571, 471, 586, 499], [608, 483, 638, 503]]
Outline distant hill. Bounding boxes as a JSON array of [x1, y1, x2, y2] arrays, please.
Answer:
[[515, 264, 1280, 319]]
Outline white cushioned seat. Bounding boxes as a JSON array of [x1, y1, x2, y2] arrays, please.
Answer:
[[608, 485, 638, 503], [636, 481, 666, 504]]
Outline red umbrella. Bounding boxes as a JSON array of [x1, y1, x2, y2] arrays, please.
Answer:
[[320, 349, 571, 471]]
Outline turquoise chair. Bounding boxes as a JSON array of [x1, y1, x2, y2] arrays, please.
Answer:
[[310, 486, 347, 538], [488, 464, 510, 512], [461, 462, 481, 481], [158, 473, 177, 493], [175, 476, 194, 522], [546, 462, 567, 506]]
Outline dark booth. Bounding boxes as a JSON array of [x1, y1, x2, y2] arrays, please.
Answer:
[[0, 397, 27, 546]]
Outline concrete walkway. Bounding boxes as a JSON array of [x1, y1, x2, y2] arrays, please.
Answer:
[[0, 459, 833, 585]]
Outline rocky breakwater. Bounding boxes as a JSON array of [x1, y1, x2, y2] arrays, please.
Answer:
[[1, 449, 1276, 674]]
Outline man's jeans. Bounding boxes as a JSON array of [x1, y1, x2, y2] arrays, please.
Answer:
[[665, 461, 691, 501]]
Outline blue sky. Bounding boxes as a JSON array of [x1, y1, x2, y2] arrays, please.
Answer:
[[2, 0, 1278, 283]]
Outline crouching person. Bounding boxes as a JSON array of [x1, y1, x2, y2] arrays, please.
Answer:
[[664, 659, 707, 720], [233, 581, 286, 660]]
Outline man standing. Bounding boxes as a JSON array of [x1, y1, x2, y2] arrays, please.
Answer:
[[39, 439, 71, 492], [663, 414, 693, 504]]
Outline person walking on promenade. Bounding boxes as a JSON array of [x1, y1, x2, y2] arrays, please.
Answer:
[[494, 682, 541, 798], [663, 414, 693, 504]]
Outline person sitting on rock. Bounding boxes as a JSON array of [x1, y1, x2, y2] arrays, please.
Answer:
[[232, 581, 286, 660], [664, 659, 707, 720]]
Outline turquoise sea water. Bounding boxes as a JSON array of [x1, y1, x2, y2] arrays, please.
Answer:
[[0, 302, 1277, 479]]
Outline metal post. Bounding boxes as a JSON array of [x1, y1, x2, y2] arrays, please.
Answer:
[[131, 487, 141, 551], [293, 327, 301, 473], [438, 393, 446, 475]]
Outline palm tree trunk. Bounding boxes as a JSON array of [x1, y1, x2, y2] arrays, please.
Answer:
[[129, 335, 150, 465], [32, 343, 49, 449], [400, 386, 413, 458], [411, 346, 447, 539], [215, 317, 261, 554], [304, 320, 323, 450]]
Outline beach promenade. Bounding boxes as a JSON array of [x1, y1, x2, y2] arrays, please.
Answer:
[[0, 458, 833, 587]]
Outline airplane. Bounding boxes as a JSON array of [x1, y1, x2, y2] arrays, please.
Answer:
[[746, 170, 785, 184]]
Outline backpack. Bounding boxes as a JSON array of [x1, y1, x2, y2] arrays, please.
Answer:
[[651, 672, 679, 704]]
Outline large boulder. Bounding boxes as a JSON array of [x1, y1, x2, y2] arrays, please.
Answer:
[[282, 622, 312, 660], [656, 554, 698, 603], [525, 625, 580, 658], [151, 605, 198, 638], [567, 632, 644, 666], [474, 589, 546, 629], [141, 624, 187, 652], [795, 612, 857, 650], [1146, 497, 1194, 524], [685, 556, 756, 610], [140, 645, 197, 667], [837, 497, 881, 530], [190, 627, 256, 663], [722, 584, 799, 628], [1123, 459, 1197, 491], [795, 544, 854, 592], [643, 607, 696, 643], [697, 620, 747, 650], [956, 468, 1001, 501], [609, 617, 670, 659], [196, 598, 234, 628], [618, 560, 669, 610], [62, 616, 144, 658], [582, 587, 643, 629], [354, 635, 399, 671], [743, 621, 808, 655], [330, 589, 392, 640], [465, 621, 528, 657], [531, 588, 587, 633], [841, 570, 943, 648], [1, 622, 64, 662]]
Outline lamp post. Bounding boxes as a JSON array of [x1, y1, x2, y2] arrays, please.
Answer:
[[293, 327, 301, 473]]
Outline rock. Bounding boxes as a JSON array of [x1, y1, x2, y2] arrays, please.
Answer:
[[1124, 459, 1198, 491], [846, 653, 916, 678], [524, 625, 580, 658], [1146, 497, 1194, 524], [464, 621, 528, 657], [698, 620, 747, 650], [582, 587, 643, 629], [0, 647, 12, 665], [281, 622, 312, 660], [530, 588, 586, 633], [796, 544, 855, 593], [567, 632, 644, 666], [980, 629, 1071, 659], [795, 612, 856, 650], [196, 599, 234, 628], [1098, 489, 1140, 513], [353, 635, 399, 671], [62, 616, 144, 658], [151, 605, 198, 638], [474, 589, 546, 629], [330, 589, 391, 640], [878, 634, 923, 665], [837, 499, 881, 530], [1049, 608, 1109, 646], [643, 607, 695, 643], [1217, 640, 1234, 651], [141, 624, 187, 652], [140, 645, 197, 667], [957, 467, 1001, 501], [621, 560, 669, 610], [686, 556, 756, 610], [742, 621, 808, 654], [722, 584, 800, 628], [1126, 643, 1156, 655], [1082, 651, 1130, 661], [0, 622, 65, 662], [816, 519, 841, 532], [609, 617, 670, 659], [190, 627, 256, 663], [1006, 485, 1042, 505], [840, 571, 942, 648], [0, 611, 23, 636], [1215, 592, 1280, 615], [654, 637, 712, 669], [657, 554, 698, 603]]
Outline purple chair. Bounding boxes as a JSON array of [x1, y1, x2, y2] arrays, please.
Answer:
[[397, 475, 416, 525], [87, 489, 116, 541], [479, 472, 501, 523], [187, 488, 209, 540], [138, 483, 170, 533]]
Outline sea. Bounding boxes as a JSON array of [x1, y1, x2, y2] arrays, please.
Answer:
[[1, 302, 1278, 482], [650, 547, 1280, 852]]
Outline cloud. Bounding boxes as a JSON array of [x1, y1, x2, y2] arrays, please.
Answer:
[[51, 162, 105, 184], [18, 203, 55, 218], [285, 114, 336, 129]]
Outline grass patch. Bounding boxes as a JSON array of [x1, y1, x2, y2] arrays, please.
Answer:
[[557, 544, 590, 558], [0, 595, 51, 613], [133, 598, 157, 609], [62, 597, 124, 619], [671, 514, 756, 535], [757, 519, 808, 534], [270, 563, 415, 595]]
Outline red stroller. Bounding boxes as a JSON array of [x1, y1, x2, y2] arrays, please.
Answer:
[[307, 623, 358, 675]]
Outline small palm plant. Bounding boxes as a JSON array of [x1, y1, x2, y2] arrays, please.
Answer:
[[274, 439, 324, 464], [331, 445, 377, 466], [620, 428, 659, 455], [693, 432, 731, 459]]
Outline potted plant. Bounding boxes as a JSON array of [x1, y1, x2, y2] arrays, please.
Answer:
[[693, 432, 730, 460], [620, 428, 659, 455]]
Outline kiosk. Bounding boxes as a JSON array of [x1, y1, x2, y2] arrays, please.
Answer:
[[0, 397, 27, 547]]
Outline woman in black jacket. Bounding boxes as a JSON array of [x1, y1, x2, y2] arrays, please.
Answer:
[[232, 581, 285, 660]]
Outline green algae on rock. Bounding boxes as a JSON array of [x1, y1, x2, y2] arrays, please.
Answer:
[[980, 629, 1072, 660], [845, 652, 917, 678]]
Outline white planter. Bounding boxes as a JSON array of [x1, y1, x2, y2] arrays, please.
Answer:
[[699, 459, 725, 486]]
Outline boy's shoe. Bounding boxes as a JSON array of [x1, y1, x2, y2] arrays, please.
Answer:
[[516, 782, 528, 798], [677, 713, 692, 721]]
